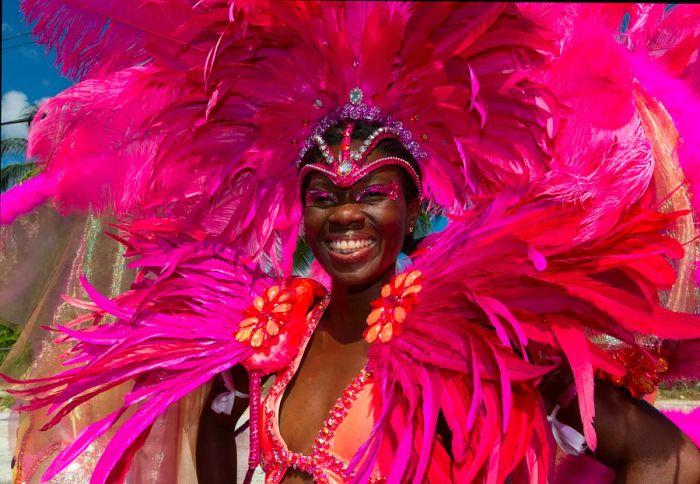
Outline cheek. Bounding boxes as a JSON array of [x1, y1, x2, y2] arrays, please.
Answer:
[[303, 209, 323, 251], [372, 204, 408, 253]]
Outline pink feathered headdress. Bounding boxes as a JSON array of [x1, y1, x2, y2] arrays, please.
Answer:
[[2, 3, 558, 266], [3, 2, 700, 482]]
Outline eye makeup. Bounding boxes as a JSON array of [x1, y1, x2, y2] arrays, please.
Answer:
[[305, 189, 338, 206], [305, 181, 400, 206], [355, 181, 400, 202]]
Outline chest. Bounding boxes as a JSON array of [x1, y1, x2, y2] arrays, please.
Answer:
[[277, 344, 369, 455]]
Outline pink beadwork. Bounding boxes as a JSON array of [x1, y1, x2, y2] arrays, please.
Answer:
[[261, 296, 385, 483], [299, 156, 422, 197], [248, 371, 262, 468]]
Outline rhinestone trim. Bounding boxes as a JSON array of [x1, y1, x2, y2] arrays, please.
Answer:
[[261, 296, 385, 483], [295, 89, 428, 166]]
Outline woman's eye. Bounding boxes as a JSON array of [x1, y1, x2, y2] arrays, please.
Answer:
[[357, 190, 388, 201], [356, 184, 399, 202], [306, 190, 337, 205]]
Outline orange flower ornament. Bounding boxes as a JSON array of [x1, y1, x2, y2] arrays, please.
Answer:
[[364, 270, 423, 344], [597, 346, 669, 398], [237, 278, 326, 373]]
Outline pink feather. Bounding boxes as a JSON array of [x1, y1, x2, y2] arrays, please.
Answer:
[[661, 407, 700, 448], [0, 174, 53, 224], [21, 0, 197, 79]]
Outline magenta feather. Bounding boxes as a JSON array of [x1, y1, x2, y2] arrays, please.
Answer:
[[0, 174, 54, 224], [348, 191, 700, 480], [661, 407, 700, 448], [2, 221, 283, 481], [660, 339, 700, 381], [21, 0, 197, 79], [7, 3, 700, 482]]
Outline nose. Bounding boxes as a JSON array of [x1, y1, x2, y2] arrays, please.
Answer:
[[328, 202, 365, 229]]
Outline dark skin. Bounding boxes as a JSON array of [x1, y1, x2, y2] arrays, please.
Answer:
[[540, 369, 700, 484], [197, 146, 700, 482], [279, 153, 420, 481], [198, 144, 420, 483]]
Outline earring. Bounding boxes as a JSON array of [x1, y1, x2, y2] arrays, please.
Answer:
[[408, 221, 415, 234]]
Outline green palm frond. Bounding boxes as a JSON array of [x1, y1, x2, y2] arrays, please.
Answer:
[[292, 236, 315, 276], [0, 137, 28, 158], [20, 102, 42, 125], [1, 162, 38, 192]]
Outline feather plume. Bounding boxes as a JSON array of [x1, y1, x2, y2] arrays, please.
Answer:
[[0, 173, 54, 224], [3, 220, 322, 482], [21, 0, 198, 79], [350, 191, 700, 480], [660, 339, 700, 382], [7, 2, 700, 482]]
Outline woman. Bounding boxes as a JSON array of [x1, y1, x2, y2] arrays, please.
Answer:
[[192, 119, 700, 483], [3, 2, 700, 483]]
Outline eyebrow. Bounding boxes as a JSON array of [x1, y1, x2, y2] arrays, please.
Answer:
[[306, 177, 337, 191], [306, 170, 398, 192], [355, 181, 400, 200]]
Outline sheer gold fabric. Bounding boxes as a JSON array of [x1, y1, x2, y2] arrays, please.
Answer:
[[0, 206, 205, 483], [635, 86, 699, 315]]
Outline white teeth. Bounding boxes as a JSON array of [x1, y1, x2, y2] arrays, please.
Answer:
[[328, 239, 374, 253]]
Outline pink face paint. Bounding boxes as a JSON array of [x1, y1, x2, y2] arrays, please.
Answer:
[[355, 181, 400, 202], [305, 189, 338, 206]]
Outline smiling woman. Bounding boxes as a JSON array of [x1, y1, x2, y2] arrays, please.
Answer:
[[303, 144, 419, 289], [256, 131, 423, 482], [304, 166, 415, 286], [3, 2, 700, 484]]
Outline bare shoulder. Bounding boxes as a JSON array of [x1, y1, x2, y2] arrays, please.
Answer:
[[539, 368, 699, 483], [593, 382, 700, 484]]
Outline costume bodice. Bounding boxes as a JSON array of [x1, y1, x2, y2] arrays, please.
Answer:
[[259, 299, 385, 483], [258, 298, 454, 483]]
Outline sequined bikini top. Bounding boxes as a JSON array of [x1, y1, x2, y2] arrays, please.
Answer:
[[258, 298, 385, 483]]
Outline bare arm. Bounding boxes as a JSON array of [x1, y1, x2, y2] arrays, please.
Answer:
[[196, 365, 250, 484], [542, 374, 700, 484]]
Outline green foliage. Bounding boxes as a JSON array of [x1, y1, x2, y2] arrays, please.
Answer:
[[1, 100, 45, 193], [0, 160, 38, 192], [0, 393, 14, 410], [0, 319, 24, 408], [658, 381, 700, 400], [0, 320, 20, 365], [0, 137, 27, 158]]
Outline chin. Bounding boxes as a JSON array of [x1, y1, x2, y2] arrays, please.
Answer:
[[330, 269, 384, 291]]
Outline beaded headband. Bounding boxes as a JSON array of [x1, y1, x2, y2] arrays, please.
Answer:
[[297, 88, 424, 197]]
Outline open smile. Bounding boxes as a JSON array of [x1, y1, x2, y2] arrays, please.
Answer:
[[324, 236, 377, 264], [326, 238, 375, 254]]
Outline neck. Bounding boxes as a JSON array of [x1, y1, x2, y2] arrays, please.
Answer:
[[318, 264, 395, 345]]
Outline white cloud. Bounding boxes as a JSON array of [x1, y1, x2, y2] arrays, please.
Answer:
[[20, 47, 40, 61], [1, 91, 30, 139]]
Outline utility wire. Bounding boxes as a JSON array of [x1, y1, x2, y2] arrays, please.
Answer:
[[1, 31, 32, 41], [1, 41, 36, 51], [1, 117, 31, 126]]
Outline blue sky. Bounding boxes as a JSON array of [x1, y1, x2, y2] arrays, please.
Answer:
[[1, 0, 74, 166]]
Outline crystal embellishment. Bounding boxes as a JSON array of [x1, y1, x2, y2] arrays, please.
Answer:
[[295, 88, 429, 172], [349, 87, 363, 105], [261, 296, 384, 483]]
